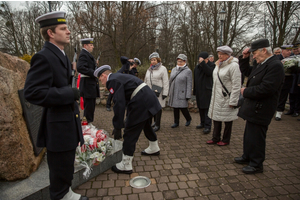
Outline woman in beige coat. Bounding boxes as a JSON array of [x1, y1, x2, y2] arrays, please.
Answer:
[[207, 46, 241, 146], [144, 52, 169, 132]]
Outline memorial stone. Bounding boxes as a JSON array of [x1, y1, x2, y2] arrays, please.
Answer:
[[0, 52, 45, 181]]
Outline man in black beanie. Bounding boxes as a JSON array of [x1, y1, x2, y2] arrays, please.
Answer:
[[193, 52, 215, 134]]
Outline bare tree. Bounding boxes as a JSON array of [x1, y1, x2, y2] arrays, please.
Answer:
[[265, 1, 300, 47]]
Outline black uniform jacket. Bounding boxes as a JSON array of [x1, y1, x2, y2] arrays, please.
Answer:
[[118, 56, 136, 75], [77, 49, 100, 98], [106, 73, 161, 129], [238, 55, 284, 126], [193, 60, 215, 109], [24, 41, 84, 152]]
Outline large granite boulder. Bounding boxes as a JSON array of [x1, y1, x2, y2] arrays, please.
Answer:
[[0, 52, 45, 181]]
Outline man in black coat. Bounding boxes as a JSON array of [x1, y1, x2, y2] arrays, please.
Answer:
[[236, 39, 284, 174], [94, 65, 161, 174], [77, 38, 100, 127], [118, 56, 141, 76], [193, 52, 215, 133], [274, 45, 293, 120], [24, 11, 87, 200], [106, 56, 141, 111]]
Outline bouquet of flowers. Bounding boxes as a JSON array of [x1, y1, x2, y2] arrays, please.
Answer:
[[75, 119, 114, 179], [281, 55, 300, 75]]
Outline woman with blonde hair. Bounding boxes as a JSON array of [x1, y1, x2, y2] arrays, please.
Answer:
[[144, 52, 169, 132]]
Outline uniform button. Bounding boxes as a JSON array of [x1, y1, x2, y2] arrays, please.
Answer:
[[253, 76, 255, 78], [76, 114, 78, 118]]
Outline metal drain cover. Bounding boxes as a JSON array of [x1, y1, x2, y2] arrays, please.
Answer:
[[129, 176, 151, 188]]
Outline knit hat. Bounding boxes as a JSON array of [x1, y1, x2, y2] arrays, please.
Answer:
[[217, 46, 233, 55], [198, 52, 209, 59], [149, 52, 160, 60], [177, 54, 187, 61]]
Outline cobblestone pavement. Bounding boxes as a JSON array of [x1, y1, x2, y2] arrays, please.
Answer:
[[74, 104, 300, 200]]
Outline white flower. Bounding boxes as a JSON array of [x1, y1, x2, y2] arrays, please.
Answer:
[[101, 146, 106, 152], [90, 152, 101, 159], [96, 154, 105, 162]]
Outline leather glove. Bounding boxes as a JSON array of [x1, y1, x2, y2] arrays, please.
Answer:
[[112, 129, 122, 140], [72, 88, 80, 101], [162, 95, 167, 100]]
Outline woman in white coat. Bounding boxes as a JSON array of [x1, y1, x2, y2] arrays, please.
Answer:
[[144, 52, 169, 132], [207, 46, 241, 146]]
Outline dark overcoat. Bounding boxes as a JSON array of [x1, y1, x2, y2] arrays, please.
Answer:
[[118, 56, 136, 75], [193, 61, 215, 109], [24, 41, 83, 152], [238, 55, 285, 126], [77, 49, 100, 98], [106, 73, 161, 129]]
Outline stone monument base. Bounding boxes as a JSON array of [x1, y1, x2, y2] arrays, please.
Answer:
[[0, 140, 122, 200]]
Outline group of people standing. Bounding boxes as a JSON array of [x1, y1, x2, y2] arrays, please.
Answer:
[[23, 10, 293, 200]]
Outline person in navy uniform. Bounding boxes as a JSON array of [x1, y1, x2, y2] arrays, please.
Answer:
[[274, 44, 293, 120], [77, 38, 100, 127], [106, 56, 141, 111], [94, 65, 161, 174], [118, 56, 141, 76], [23, 11, 87, 200], [236, 39, 284, 174]]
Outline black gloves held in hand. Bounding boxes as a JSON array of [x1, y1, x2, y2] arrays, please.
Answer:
[[72, 88, 80, 101], [162, 95, 167, 100], [112, 129, 122, 140]]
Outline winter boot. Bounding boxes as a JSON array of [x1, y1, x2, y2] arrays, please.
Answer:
[[141, 140, 160, 156], [111, 154, 133, 174]]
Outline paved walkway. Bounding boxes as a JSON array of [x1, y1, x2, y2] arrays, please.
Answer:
[[74, 105, 300, 200]]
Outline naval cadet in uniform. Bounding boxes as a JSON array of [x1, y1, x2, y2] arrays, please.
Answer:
[[106, 56, 141, 111], [94, 65, 161, 174], [77, 38, 100, 127], [24, 11, 87, 200]]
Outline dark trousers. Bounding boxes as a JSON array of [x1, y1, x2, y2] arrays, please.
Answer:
[[47, 149, 76, 200], [277, 76, 293, 111], [83, 97, 96, 123], [123, 117, 157, 156], [212, 120, 233, 143], [106, 93, 113, 108], [289, 91, 300, 113], [173, 108, 192, 124], [153, 109, 162, 127], [199, 108, 211, 129], [242, 121, 268, 168]]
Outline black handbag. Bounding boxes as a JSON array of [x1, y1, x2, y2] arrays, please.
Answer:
[[150, 72, 162, 97], [217, 71, 244, 109]]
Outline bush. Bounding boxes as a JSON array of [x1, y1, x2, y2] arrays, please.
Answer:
[[19, 54, 33, 64]]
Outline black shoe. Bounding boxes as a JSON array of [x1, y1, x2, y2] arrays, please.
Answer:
[[171, 123, 179, 128], [153, 126, 160, 132], [275, 117, 281, 121], [185, 120, 192, 126], [151, 122, 156, 127], [203, 128, 211, 134], [298, 118, 300, 121], [284, 111, 293, 115], [111, 165, 133, 174], [80, 196, 89, 200], [106, 107, 111, 111], [292, 112, 299, 117], [196, 124, 204, 129], [242, 165, 263, 174], [141, 150, 160, 156], [234, 157, 249, 164]]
